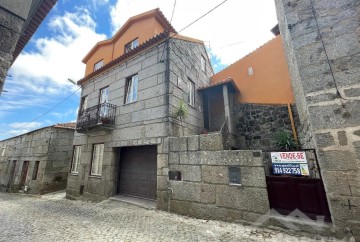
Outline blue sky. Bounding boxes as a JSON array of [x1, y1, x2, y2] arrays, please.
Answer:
[[0, 0, 277, 140]]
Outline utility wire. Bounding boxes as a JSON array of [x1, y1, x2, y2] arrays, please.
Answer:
[[1, 87, 81, 135], [309, 0, 358, 101], [173, 0, 229, 38], [169, 0, 177, 24], [160, 0, 229, 62]]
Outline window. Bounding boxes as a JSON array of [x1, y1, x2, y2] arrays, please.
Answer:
[[71, 146, 81, 174], [248, 66, 254, 76], [79, 96, 88, 115], [188, 79, 195, 106], [201, 55, 206, 72], [32, 161, 40, 180], [91, 144, 104, 176], [229, 166, 241, 185], [124, 38, 139, 53], [1, 147, 5, 156], [94, 60, 104, 71], [125, 75, 138, 104], [99, 87, 109, 117]]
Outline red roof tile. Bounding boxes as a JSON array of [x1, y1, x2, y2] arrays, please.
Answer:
[[78, 31, 169, 85], [53, 122, 76, 129]]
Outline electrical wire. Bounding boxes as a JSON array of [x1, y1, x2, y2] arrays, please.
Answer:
[[309, 0, 358, 101], [0, 87, 81, 135], [169, 0, 177, 24], [160, 0, 230, 62]]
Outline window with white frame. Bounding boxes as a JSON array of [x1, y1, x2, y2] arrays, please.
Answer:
[[91, 144, 104, 176], [1, 147, 5, 157], [201, 55, 206, 72], [125, 74, 138, 104], [79, 96, 88, 115], [94, 60, 104, 71], [99, 87, 109, 117], [71, 146, 81, 174], [125, 38, 139, 53], [188, 79, 195, 106]]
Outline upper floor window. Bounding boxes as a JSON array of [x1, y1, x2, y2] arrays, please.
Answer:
[[201, 55, 206, 72], [125, 38, 139, 53], [79, 96, 88, 115], [125, 74, 138, 104], [71, 146, 81, 174], [94, 60, 104, 71], [188, 79, 195, 107], [1, 147, 5, 156], [99, 87, 109, 117], [91, 144, 104, 176]]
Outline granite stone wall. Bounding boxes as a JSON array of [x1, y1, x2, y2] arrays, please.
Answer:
[[233, 103, 298, 150], [0, 7, 23, 91], [156, 133, 270, 224], [0, 127, 75, 194], [168, 39, 214, 136], [275, 0, 360, 238]]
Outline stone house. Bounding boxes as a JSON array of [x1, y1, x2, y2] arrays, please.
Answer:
[[201, 31, 298, 150], [0, 0, 57, 93], [67, 7, 348, 237], [66, 9, 214, 202], [0, 122, 75, 194]]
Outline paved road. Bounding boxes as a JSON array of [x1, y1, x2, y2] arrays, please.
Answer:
[[0, 192, 342, 242]]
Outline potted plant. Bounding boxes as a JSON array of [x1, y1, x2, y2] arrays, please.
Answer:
[[174, 100, 188, 136]]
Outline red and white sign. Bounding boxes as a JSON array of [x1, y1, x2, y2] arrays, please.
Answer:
[[271, 151, 307, 164]]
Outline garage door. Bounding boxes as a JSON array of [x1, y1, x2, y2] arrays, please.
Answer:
[[119, 146, 157, 200]]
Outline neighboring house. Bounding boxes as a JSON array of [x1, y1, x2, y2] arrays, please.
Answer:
[[66, 9, 213, 202], [0, 122, 75, 194], [199, 30, 297, 150], [210, 34, 294, 105], [0, 0, 57, 93]]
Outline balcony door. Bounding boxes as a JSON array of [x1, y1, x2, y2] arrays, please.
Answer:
[[99, 87, 109, 118]]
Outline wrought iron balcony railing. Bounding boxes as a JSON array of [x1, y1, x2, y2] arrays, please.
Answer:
[[76, 103, 116, 131]]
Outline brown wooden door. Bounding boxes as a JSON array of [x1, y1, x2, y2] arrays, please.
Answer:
[[266, 176, 331, 221], [7, 160, 17, 188], [19, 161, 30, 187], [119, 146, 157, 200]]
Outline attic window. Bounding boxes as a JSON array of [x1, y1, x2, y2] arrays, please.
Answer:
[[94, 60, 104, 71], [125, 38, 139, 53]]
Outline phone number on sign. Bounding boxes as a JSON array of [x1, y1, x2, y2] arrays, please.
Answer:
[[273, 166, 301, 175]]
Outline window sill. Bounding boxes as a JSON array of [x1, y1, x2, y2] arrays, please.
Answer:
[[69, 173, 79, 176], [89, 175, 101, 179], [229, 183, 242, 187], [124, 100, 137, 106]]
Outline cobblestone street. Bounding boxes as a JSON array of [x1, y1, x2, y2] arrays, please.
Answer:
[[0, 192, 343, 242]]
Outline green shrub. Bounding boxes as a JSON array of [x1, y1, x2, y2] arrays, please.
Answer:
[[273, 130, 298, 150]]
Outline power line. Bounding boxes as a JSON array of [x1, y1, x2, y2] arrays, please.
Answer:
[[174, 0, 229, 37], [0, 87, 81, 135], [160, 0, 230, 62], [169, 0, 177, 24]]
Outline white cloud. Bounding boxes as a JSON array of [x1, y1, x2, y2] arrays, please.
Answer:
[[5, 122, 44, 137], [9, 8, 106, 92], [8, 122, 42, 129], [110, 0, 277, 68]]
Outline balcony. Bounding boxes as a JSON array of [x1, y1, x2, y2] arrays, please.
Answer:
[[76, 103, 116, 133]]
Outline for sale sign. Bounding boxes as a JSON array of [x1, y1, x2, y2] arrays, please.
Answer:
[[271, 151, 309, 176], [271, 151, 307, 163]]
